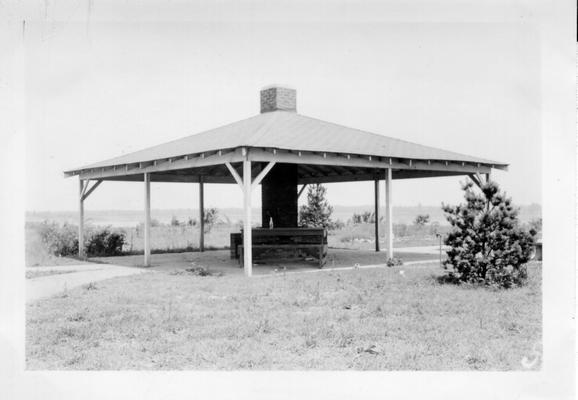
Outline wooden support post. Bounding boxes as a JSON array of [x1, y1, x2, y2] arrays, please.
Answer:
[[243, 159, 252, 277], [485, 172, 491, 183], [199, 176, 205, 252], [144, 173, 151, 267], [374, 178, 380, 252], [78, 178, 85, 259], [385, 168, 393, 259]]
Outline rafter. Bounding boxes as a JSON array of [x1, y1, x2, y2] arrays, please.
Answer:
[[300, 164, 319, 176]]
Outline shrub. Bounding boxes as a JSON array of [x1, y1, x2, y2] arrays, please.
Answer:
[[203, 208, 219, 233], [351, 213, 361, 224], [352, 211, 376, 224], [35, 221, 125, 258], [85, 227, 125, 257], [171, 264, 222, 277], [170, 216, 180, 226], [414, 214, 430, 226], [37, 221, 79, 257], [442, 179, 536, 288], [185, 266, 214, 276], [386, 257, 403, 267], [330, 219, 345, 231]]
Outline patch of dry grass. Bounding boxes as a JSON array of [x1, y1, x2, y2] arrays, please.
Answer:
[[122, 224, 232, 253], [26, 262, 541, 370], [328, 223, 451, 250]]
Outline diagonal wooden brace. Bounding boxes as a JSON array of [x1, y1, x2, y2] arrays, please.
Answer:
[[251, 162, 275, 190], [226, 161, 276, 193], [225, 162, 243, 189], [81, 180, 103, 201], [468, 173, 482, 189]]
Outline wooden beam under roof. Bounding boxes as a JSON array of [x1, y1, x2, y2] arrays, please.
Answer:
[[248, 148, 498, 174], [298, 170, 470, 185], [68, 145, 498, 182], [103, 174, 236, 184], [299, 164, 319, 177], [324, 164, 350, 176], [90, 163, 483, 184], [72, 148, 243, 180]]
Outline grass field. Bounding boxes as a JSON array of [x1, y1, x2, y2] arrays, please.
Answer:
[[26, 261, 541, 370]]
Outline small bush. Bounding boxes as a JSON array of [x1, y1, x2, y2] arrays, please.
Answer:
[[35, 221, 125, 258], [85, 227, 125, 257], [386, 257, 403, 267], [203, 208, 219, 233], [414, 214, 430, 226], [183, 265, 221, 277], [352, 211, 375, 224], [37, 221, 78, 257], [329, 219, 345, 231]]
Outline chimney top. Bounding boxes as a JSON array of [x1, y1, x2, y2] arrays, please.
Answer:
[[260, 86, 296, 113]]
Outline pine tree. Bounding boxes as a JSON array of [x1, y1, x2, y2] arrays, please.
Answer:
[[298, 184, 335, 229], [442, 179, 536, 288]]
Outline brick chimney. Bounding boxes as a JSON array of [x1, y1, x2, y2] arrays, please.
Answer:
[[260, 86, 296, 113]]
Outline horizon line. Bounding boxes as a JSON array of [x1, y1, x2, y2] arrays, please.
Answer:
[[26, 203, 543, 213]]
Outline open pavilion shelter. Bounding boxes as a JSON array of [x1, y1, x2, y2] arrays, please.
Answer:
[[64, 86, 507, 277]]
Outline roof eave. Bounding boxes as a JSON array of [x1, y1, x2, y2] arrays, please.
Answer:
[[64, 145, 508, 181]]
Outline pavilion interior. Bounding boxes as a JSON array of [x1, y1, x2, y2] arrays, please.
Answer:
[[99, 162, 466, 184]]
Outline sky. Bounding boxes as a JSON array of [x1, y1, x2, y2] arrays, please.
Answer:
[[24, 1, 542, 212]]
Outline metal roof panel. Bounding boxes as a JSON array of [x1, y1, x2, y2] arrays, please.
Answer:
[[70, 111, 506, 172]]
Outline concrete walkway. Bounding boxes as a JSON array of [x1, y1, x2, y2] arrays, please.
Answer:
[[26, 264, 149, 303], [394, 245, 449, 255]]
